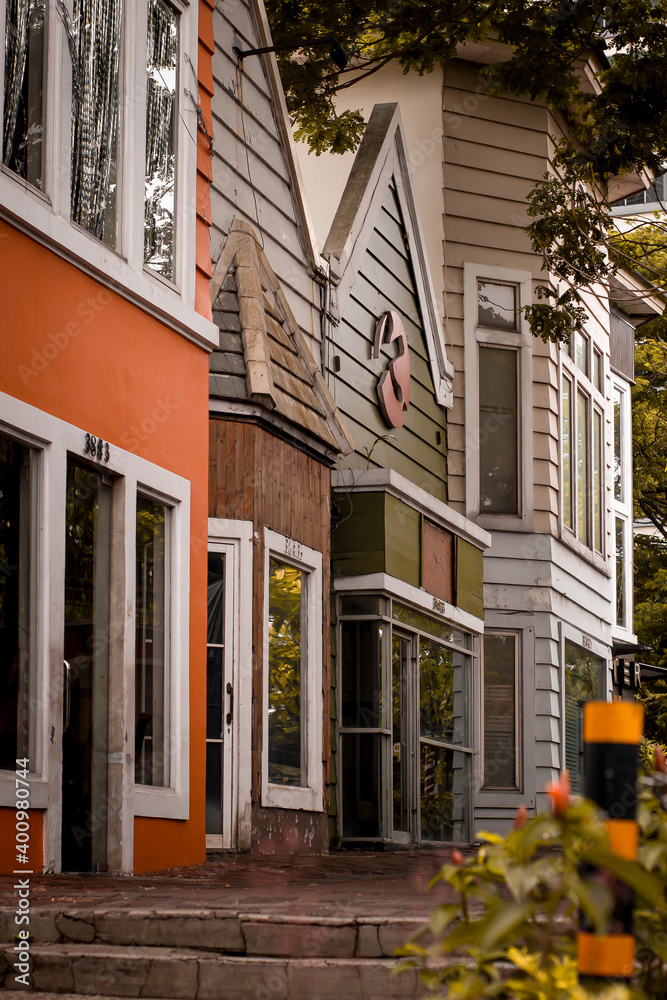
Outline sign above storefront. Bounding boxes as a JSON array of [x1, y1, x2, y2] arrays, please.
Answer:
[[372, 311, 410, 428]]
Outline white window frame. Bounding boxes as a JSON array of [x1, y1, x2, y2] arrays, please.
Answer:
[[0, 391, 191, 872], [0, 0, 215, 349], [262, 528, 323, 812], [464, 263, 533, 530], [612, 380, 633, 634], [207, 519, 254, 851], [560, 330, 606, 567]]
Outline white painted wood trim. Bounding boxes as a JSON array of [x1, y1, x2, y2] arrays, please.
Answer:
[[262, 528, 324, 812], [333, 573, 485, 635], [208, 519, 254, 851], [332, 467, 491, 550]]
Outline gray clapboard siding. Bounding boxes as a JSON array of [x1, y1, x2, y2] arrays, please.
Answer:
[[329, 180, 449, 500]]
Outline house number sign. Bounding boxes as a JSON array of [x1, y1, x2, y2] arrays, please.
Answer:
[[83, 433, 110, 463], [372, 310, 410, 428]]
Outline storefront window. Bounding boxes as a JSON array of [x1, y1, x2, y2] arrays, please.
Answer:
[[268, 558, 305, 786]]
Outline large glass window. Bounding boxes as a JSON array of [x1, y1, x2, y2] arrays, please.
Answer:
[[616, 516, 627, 628], [70, 0, 123, 248], [3, 0, 46, 188], [135, 494, 169, 786], [268, 558, 305, 786], [483, 633, 518, 790], [479, 345, 519, 514], [564, 641, 602, 795], [561, 336, 604, 553], [0, 432, 32, 771], [144, 0, 178, 280]]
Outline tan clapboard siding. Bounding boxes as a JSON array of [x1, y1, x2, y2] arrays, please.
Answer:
[[442, 60, 559, 525], [209, 0, 320, 348]]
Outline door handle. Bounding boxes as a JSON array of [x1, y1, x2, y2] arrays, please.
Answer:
[[63, 659, 71, 733], [226, 681, 233, 727]]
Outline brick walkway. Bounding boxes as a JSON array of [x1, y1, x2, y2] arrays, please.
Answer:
[[0, 848, 460, 919]]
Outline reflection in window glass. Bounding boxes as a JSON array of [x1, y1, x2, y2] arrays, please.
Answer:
[[565, 642, 601, 795], [3, 0, 46, 188], [268, 559, 305, 786], [477, 281, 517, 329], [341, 620, 383, 728], [483, 634, 517, 789], [594, 349, 603, 392], [562, 375, 573, 530], [421, 745, 467, 842], [575, 331, 590, 378], [393, 603, 468, 646], [479, 346, 519, 514], [0, 433, 32, 771], [614, 388, 623, 502], [71, 0, 122, 247], [616, 517, 626, 628], [419, 639, 466, 746], [341, 733, 382, 838], [577, 390, 589, 546], [135, 495, 169, 786], [593, 410, 602, 553], [145, 0, 178, 280]]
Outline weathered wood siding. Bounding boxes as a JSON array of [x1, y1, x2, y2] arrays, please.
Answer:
[[208, 417, 331, 844], [210, 0, 320, 352], [442, 59, 560, 536], [330, 182, 448, 502]]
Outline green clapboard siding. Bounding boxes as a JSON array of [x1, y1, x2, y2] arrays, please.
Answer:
[[330, 179, 448, 502], [457, 539, 484, 619], [332, 491, 420, 589]]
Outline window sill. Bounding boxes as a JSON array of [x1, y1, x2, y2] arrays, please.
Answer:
[[262, 782, 322, 812], [134, 784, 189, 820], [0, 773, 49, 809], [0, 174, 217, 351]]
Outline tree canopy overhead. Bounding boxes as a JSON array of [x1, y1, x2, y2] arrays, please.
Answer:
[[266, 0, 667, 341]]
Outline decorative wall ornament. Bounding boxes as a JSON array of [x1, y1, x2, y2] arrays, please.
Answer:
[[372, 310, 411, 428]]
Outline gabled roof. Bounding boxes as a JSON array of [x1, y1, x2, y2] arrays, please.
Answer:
[[323, 103, 455, 408], [209, 218, 354, 458]]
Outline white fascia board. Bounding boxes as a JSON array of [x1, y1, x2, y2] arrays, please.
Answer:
[[333, 572, 485, 635], [323, 102, 454, 407], [332, 467, 491, 551]]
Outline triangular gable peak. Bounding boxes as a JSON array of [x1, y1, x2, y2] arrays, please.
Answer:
[[209, 218, 354, 459], [324, 102, 454, 408]]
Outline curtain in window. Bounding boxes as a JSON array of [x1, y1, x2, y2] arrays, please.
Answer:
[[144, 0, 177, 279], [70, 0, 122, 241], [3, 0, 29, 165]]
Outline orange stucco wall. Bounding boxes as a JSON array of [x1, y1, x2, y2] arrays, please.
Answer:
[[0, 809, 43, 873], [0, 218, 209, 873]]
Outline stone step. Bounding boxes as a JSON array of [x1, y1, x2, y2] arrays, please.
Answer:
[[0, 908, 427, 959], [0, 943, 428, 999]]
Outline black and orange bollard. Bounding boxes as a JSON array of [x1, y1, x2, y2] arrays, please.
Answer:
[[577, 701, 644, 982]]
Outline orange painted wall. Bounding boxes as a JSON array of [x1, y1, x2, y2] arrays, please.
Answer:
[[0, 218, 209, 873], [0, 809, 43, 873]]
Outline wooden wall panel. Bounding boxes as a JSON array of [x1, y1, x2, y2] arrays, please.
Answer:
[[209, 417, 331, 810]]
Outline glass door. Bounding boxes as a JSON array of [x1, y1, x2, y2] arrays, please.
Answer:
[[61, 461, 112, 872], [391, 632, 414, 842], [206, 550, 234, 847]]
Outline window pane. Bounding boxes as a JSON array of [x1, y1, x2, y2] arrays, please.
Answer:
[[575, 331, 590, 378], [565, 642, 601, 795], [393, 603, 468, 646], [3, 0, 46, 187], [145, 0, 178, 280], [477, 281, 517, 330], [268, 559, 304, 786], [562, 375, 573, 530], [594, 349, 603, 392], [614, 388, 623, 502], [483, 634, 517, 789], [419, 640, 467, 746], [577, 390, 589, 545], [479, 346, 518, 514], [205, 740, 222, 836], [135, 495, 169, 786], [71, 0, 122, 247], [593, 409, 602, 552], [341, 619, 383, 728], [0, 433, 31, 770], [616, 517, 626, 628], [420, 745, 468, 842], [341, 733, 382, 838]]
